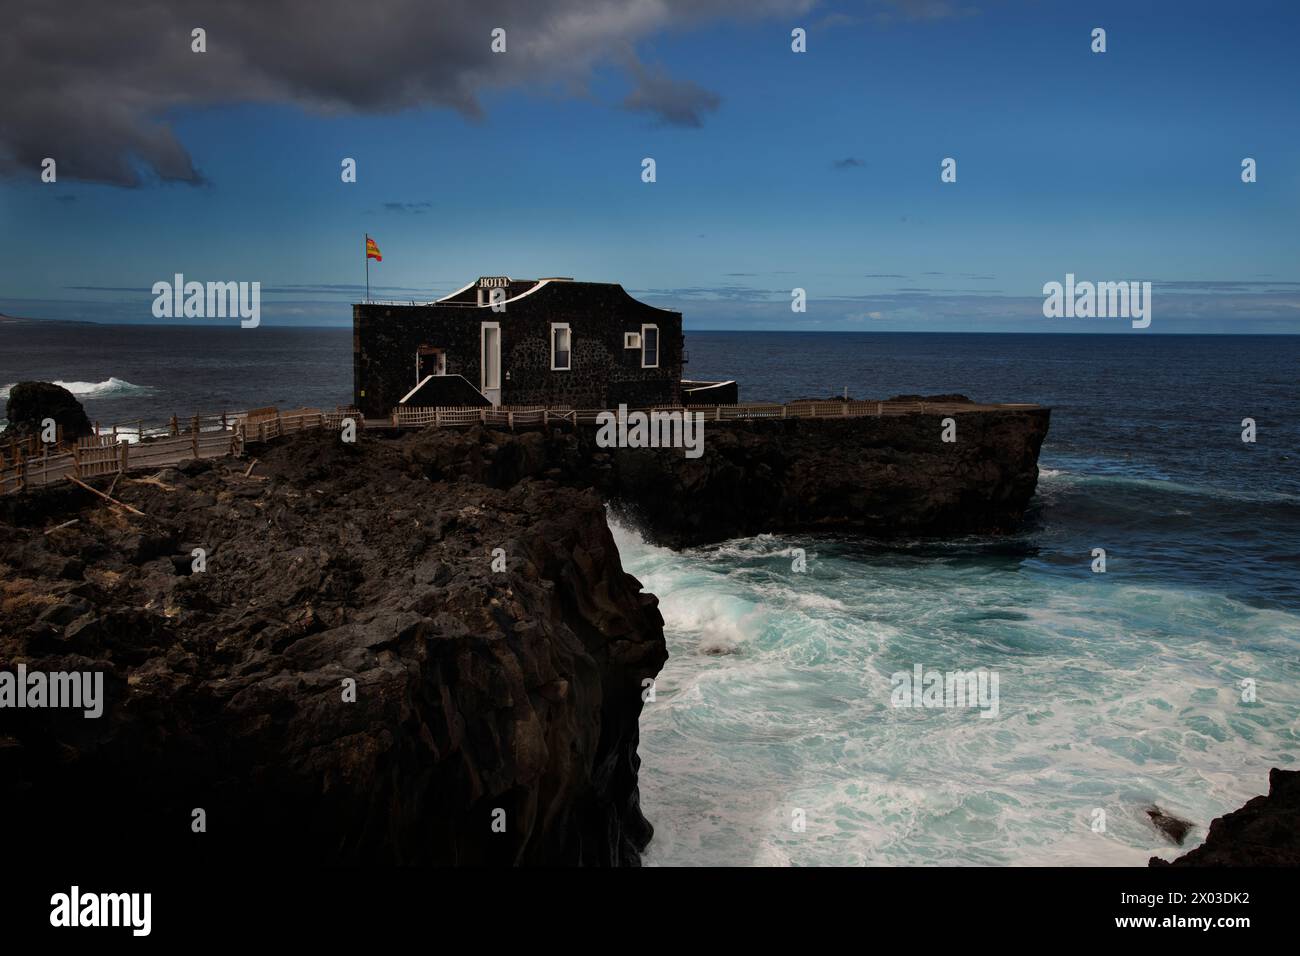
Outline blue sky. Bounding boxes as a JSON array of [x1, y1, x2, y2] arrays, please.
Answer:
[[1, 0, 1298, 331]]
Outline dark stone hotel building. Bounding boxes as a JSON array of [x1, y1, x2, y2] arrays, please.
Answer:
[[352, 276, 689, 417]]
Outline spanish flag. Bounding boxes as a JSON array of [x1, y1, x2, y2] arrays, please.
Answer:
[[366, 236, 382, 262]]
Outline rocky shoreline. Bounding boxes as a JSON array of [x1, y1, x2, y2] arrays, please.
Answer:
[[1151, 769, 1300, 866], [2, 395, 1055, 865], [1, 431, 666, 864]]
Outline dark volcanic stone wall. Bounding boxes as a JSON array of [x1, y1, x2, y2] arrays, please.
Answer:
[[353, 282, 683, 416], [406, 407, 1052, 548]]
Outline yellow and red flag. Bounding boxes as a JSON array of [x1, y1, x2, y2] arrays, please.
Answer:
[[365, 236, 382, 262]]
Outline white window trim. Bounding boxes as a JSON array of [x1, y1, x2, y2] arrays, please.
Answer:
[[641, 323, 659, 369], [550, 322, 572, 371], [480, 321, 501, 391]]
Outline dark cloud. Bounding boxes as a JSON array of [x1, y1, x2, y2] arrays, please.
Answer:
[[382, 201, 433, 214], [4, 0, 813, 186], [621, 59, 721, 127], [832, 157, 865, 169]]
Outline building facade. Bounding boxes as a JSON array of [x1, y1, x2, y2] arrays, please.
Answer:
[[352, 276, 684, 416]]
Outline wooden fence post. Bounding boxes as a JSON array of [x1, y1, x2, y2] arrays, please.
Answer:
[[170, 415, 179, 436], [72, 442, 81, 478], [121, 439, 129, 474]]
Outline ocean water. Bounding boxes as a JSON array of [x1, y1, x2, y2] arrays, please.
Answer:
[[0, 323, 353, 432], [3, 322, 1298, 865], [630, 332, 1300, 866]]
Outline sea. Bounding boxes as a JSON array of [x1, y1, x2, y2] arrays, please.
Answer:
[[3, 321, 1298, 866]]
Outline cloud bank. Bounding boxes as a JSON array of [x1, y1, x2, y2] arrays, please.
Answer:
[[2, 0, 815, 186]]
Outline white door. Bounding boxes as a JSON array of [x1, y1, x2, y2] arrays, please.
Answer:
[[480, 322, 501, 405]]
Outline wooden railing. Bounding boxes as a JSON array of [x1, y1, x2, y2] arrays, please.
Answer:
[[0, 399, 1038, 495], [0, 407, 333, 494]]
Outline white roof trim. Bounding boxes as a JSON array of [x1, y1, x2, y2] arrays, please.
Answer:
[[434, 279, 480, 303], [497, 278, 550, 306], [400, 375, 434, 404]]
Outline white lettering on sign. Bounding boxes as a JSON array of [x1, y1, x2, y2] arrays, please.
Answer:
[[478, 276, 511, 288]]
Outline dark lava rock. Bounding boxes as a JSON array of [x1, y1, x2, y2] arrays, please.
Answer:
[[1151, 769, 1300, 866], [1145, 805, 1194, 845], [405, 405, 1050, 549], [0, 429, 667, 866], [1, 381, 94, 443]]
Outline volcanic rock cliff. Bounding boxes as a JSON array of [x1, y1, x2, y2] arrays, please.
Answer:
[[0, 432, 666, 865], [408, 404, 1052, 548], [1150, 769, 1300, 866]]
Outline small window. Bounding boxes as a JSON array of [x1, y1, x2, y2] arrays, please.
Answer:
[[641, 324, 659, 368], [551, 323, 571, 371], [624, 332, 641, 349]]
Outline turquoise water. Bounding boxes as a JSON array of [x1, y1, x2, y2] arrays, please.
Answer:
[[619, 332, 1300, 866], [620, 511, 1300, 866]]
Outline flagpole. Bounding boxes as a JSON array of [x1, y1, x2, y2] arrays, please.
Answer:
[[365, 233, 370, 303]]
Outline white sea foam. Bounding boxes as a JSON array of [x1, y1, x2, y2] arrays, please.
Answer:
[[615, 514, 1300, 867], [0, 377, 155, 400]]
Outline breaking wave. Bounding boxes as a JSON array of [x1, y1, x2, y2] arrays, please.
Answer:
[[0, 377, 155, 400]]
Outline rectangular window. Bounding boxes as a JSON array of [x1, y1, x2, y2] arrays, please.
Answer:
[[481, 323, 501, 391], [641, 324, 659, 368], [551, 323, 571, 371]]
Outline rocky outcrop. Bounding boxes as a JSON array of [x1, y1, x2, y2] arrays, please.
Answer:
[[1150, 769, 1300, 866], [1, 381, 93, 443], [405, 405, 1051, 548], [1145, 805, 1194, 845], [0, 431, 667, 865]]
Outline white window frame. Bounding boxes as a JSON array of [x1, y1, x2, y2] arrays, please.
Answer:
[[480, 321, 501, 391], [641, 323, 659, 369], [624, 332, 641, 349], [550, 322, 572, 371]]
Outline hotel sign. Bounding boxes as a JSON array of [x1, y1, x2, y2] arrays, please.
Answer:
[[478, 276, 510, 288]]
